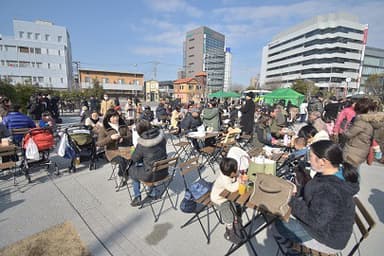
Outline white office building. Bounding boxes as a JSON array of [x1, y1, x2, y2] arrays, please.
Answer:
[[260, 13, 368, 91], [0, 19, 73, 89], [224, 47, 232, 92]]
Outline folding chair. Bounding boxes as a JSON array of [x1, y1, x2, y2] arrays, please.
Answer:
[[237, 134, 253, 150], [179, 157, 222, 244], [138, 157, 178, 222], [276, 196, 376, 256], [168, 129, 192, 159], [0, 145, 19, 185]]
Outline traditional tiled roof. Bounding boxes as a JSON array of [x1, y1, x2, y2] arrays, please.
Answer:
[[173, 78, 198, 84], [195, 72, 207, 77]]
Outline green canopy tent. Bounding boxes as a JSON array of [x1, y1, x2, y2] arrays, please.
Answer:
[[263, 88, 305, 106], [208, 90, 241, 99]]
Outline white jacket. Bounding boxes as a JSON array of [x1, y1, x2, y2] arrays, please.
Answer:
[[210, 171, 239, 205]]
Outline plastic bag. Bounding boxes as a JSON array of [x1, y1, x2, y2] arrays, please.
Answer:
[[26, 138, 40, 160], [58, 133, 68, 157]]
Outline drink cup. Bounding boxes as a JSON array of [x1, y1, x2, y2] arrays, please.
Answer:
[[238, 183, 247, 195]]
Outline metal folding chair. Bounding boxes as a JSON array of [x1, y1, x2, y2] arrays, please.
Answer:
[[138, 157, 179, 222], [179, 157, 222, 244], [0, 145, 19, 185]]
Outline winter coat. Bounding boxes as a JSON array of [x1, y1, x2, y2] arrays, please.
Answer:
[[252, 124, 272, 148], [333, 107, 355, 135], [323, 102, 340, 122], [156, 105, 168, 121], [240, 99, 256, 134], [141, 109, 154, 122], [129, 128, 168, 182], [2, 112, 36, 144], [343, 112, 380, 167], [100, 99, 115, 116], [170, 110, 181, 129], [202, 107, 220, 131], [289, 174, 359, 250], [308, 97, 323, 113], [179, 112, 202, 132], [360, 112, 384, 155], [97, 122, 132, 160]]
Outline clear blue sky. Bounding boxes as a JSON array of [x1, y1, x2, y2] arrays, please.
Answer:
[[1, 0, 383, 87]]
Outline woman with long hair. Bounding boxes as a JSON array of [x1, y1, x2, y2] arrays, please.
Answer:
[[273, 140, 359, 254]]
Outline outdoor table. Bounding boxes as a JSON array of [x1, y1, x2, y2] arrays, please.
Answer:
[[219, 174, 293, 256], [105, 147, 133, 162]]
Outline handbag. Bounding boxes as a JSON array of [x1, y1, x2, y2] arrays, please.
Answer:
[[367, 139, 376, 165]]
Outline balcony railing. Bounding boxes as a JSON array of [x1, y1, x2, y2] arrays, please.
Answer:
[[81, 82, 142, 91]]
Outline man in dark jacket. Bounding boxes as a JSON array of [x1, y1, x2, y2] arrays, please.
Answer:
[[156, 101, 168, 122], [3, 104, 36, 144], [129, 120, 167, 206], [240, 92, 256, 135], [323, 96, 340, 122], [308, 92, 324, 114]]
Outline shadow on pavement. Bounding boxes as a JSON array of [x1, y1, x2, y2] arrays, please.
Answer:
[[368, 188, 384, 224]]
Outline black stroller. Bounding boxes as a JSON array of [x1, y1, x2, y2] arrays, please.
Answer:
[[64, 125, 97, 172]]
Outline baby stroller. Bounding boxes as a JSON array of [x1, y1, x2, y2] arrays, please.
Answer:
[[22, 127, 59, 182], [65, 124, 97, 172]]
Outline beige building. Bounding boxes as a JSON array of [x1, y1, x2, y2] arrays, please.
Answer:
[[79, 68, 144, 99], [144, 80, 159, 102]]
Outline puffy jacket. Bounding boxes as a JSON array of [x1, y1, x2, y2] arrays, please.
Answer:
[[289, 175, 359, 250], [343, 112, 382, 167], [3, 112, 36, 143], [333, 107, 355, 134], [202, 107, 220, 131]]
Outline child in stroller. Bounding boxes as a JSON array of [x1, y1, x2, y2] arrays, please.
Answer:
[[65, 125, 97, 172]]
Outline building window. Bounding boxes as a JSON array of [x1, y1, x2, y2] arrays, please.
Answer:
[[7, 61, 18, 67], [45, 34, 50, 41], [33, 77, 37, 82], [27, 32, 32, 39], [60, 78, 64, 83], [30, 48, 34, 53], [58, 36, 62, 42], [48, 63, 51, 69], [49, 77, 52, 83], [19, 31, 24, 38], [1, 60, 4, 66], [46, 48, 49, 54], [189, 38, 195, 42], [0, 45, 2, 51], [35, 48, 41, 54], [31, 62, 35, 68], [102, 78, 109, 84], [84, 76, 91, 83], [58, 50, 61, 56], [36, 62, 42, 68], [188, 54, 194, 58], [38, 77, 44, 83], [19, 47, 29, 53], [35, 33, 40, 40], [59, 64, 62, 69], [189, 46, 195, 50]]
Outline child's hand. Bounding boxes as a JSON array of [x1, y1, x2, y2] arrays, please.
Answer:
[[111, 134, 120, 140]]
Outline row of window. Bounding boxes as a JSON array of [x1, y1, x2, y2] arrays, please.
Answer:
[[0, 60, 63, 70], [267, 47, 360, 65], [269, 26, 364, 50], [267, 57, 360, 72], [175, 85, 202, 90], [83, 76, 139, 85], [266, 77, 350, 85], [0, 45, 63, 56], [266, 67, 358, 79], [268, 36, 363, 58], [1, 75, 64, 84], [18, 31, 63, 42], [363, 56, 384, 67]]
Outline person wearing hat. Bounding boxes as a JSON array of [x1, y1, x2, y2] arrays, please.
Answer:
[[240, 92, 256, 135]]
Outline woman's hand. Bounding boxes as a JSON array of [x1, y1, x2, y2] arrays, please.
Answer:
[[111, 134, 120, 140]]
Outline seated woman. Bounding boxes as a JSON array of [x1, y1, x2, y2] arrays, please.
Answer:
[[273, 140, 359, 255], [97, 109, 132, 178], [251, 114, 274, 148], [129, 120, 167, 207], [85, 110, 102, 134]]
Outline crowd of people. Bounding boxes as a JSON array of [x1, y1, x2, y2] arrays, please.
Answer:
[[1, 90, 383, 254]]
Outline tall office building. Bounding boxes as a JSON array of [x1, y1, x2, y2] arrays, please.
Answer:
[[361, 46, 384, 84], [0, 19, 73, 89], [183, 26, 225, 93], [224, 47, 232, 92], [260, 13, 368, 91]]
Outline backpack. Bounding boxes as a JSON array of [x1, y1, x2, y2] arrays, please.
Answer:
[[180, 179, 212, 213]]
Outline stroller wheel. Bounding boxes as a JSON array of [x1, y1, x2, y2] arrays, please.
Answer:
[[55, 166, 60, 176]]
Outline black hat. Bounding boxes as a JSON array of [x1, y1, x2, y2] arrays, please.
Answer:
[[246, 92, 254, 98]]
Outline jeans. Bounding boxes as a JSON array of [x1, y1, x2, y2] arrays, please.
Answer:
[[275, 218, 312, 243], [132, 179, 157, 198]]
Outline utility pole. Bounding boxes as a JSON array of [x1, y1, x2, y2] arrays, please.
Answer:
[[152, 61, 160, 80]]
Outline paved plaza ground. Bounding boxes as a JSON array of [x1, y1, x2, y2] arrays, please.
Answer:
[[0, 115, 383, 256]]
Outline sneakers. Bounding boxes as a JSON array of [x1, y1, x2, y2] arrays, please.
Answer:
[[130, 196, 142, 207]]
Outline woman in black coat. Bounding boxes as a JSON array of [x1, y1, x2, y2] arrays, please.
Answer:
[[129, 120, 167, 206]]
